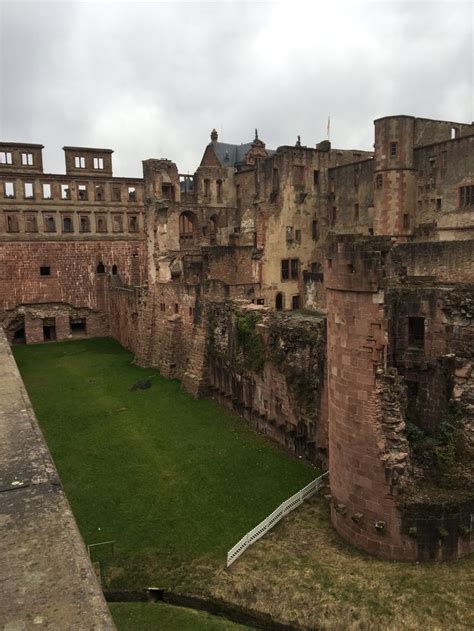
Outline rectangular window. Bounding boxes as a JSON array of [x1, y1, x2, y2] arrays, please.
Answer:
[[62, 216, 73, 233], [74, 156, 85, 168], [79, 215, 90, 233], [459, 185, 474, 208], [61, 184, 70, 200], [290, 258, 299, 279], [390, 142, 397, 158], [40, 266, 51, 276], [43, 214, 56, 232], [312, 219, 319, 240], [281, 259, 290, 281], [93, 157, 104, 169], [160, 303, 166, 312], [128, 186, 136, 202], [331, 206, 337, 226], [95, 185, 105, 201], [354, 203, 359, 221], [21, 152, 34, 166], [95, 214, 107, 233], [0, 151, 12, 164], [313, 170, 319, 188], [4, 181, 15, 198], [112, 186, 121, 201], [78, 184, 88, 200], [295, 229, 301, 244], [24, 182, 34, 199], [204, 179, 210, 198], [408, 317, 425, 348], [128, 215, 139, 232], [42, 183, 52, 199], [112, 214, 123, 233], [403, 214, 410, 230], [25, 213, 38, 233], [6, 213, 19, 233]]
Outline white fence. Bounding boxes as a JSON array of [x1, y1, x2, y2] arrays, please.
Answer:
[[226, 471, 329, 567]]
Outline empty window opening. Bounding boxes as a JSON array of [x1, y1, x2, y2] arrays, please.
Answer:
[[25, 213, 38, 233], [331, 206, 337, 226], [313, 170, 319, 188], [61, 184, 71, 200], [403, 214, 410, 230], [78, 184, 88, 200], [203, 178, 210, 198], [74, 156, 86, 168], [4, 181, 14, 198], [256, 298, 264, 305], [128, 186, 136, 201], [12, 323, 25, 345], [40, 266, 51, 276], [459, 185, 474, 208], [174, 303, 179, 314], [6, 213, 19, 232], [436, 198, 442, 211], [42, 183, 52, 199], [42, 318, 56, 342], [312, 219, 319, 240], [390, 142, 397, 158], [96, 262, 105, 274], [112, 186, 121, 201], [189, 307, 194, 317], [275, 292, 284, 310], [62, 216, 73, 233], [93, 157, 104, 169], [95, 185, 105, 201], [96, 216, 107, 233], [281, 259, 290, 280], [272, 168, 279, 192], [408, 317, 425, 348], [44, 215, 56, 232], [21, 152, 34, 166], [295, 229, 301, 243], [292, 295, 300, 310], [162, 184, 174, 201], [70, 317, 87, 337], [24, 182, 34, 199], [79, 215, 90, 233], [451, 127, 460, 139], [376, 174, 383, 189], [112, 264, 118, 275], [216, 179, 223, 202], [209, 216, 217, 245], [0, 151, 12, 164], [354, 203, 359, 221], [347, 263, 355, 273], [113, 214, 123, 232], [160, 302, 166, 312], [281, 258, 299, 280], [128, 215, 138, 232], [179, 211, 196, 245], [327, 258, 332, 270]]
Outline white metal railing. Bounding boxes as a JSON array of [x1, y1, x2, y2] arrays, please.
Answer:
[[226, 471, 329, 567]]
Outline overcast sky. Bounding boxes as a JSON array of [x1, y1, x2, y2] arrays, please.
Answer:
[[0, 0, 472, 177]]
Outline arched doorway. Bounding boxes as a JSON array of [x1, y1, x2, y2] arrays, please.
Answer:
[[275, 292, 284, 311], [179, 211, 197, 247]]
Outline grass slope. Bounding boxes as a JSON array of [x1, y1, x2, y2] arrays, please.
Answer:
[[109, 602, 253, 631], [13, 338, 315, 589]]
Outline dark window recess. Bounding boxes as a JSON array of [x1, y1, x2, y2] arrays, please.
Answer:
[[292, 295, 300, 310], [80, 216, 90, 232], [63, 217, 73, 233], [275, 293, 284, 310], [290, 258, 299, 279], [459, 185, 474, 207], [376, 174, 383, 189], [70, 317, 86, 336], [390, 142, 397, 158], [331, 206, 337, 225], [174, 303, 179, 314], [42, 318, 56, 342], [112, 264, 118, 275], [403, 214, 410, 230], [281, 259, 290, 280], [256, 298, 264, 305], [40, 266, 51, 276], [312, 219, 319, 240], [408, 317, 425, 348], [313, 170, 319, 187], [354, 203, 359, 221], [96, 262, 105, 274], [436, 198, 442, 211]]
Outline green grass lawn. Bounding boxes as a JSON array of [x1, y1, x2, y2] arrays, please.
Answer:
[[13, 337, 315, 590], [109, 602, 253, 631]]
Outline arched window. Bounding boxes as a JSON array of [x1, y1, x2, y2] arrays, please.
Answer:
[[63, 216, 73, 233], [112, 264, 118, 275], [275, 292, 284, 311], [179, 211, 197, 247], [96, 262, 105, 274], [216, 179, 223, 202], [209, 215, 217, 245]]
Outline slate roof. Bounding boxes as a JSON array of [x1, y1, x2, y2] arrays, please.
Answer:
[[209, 141, 275, 166]]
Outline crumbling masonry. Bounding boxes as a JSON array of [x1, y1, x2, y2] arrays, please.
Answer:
[[1, 115, 473, 561]]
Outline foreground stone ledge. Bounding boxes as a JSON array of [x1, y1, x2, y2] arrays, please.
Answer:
[[0, 330, 114, 630]]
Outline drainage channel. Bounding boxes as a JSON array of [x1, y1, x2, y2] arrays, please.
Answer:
[[105, 588, 314, 631]]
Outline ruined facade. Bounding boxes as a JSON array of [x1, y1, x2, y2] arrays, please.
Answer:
[[1, 115, 473, 561]]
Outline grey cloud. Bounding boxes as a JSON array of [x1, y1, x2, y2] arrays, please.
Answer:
[[0, 1, 472, 178]]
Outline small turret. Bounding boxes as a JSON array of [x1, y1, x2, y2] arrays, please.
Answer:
[[210, 129, 218, 144]]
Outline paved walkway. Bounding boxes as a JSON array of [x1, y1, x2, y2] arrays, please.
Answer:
[[0, 332, 114, 630]]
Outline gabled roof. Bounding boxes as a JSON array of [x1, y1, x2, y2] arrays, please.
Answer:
[[207, 141, 275, 167]]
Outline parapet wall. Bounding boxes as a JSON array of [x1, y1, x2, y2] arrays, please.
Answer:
[[0, 330, 114, 629]]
